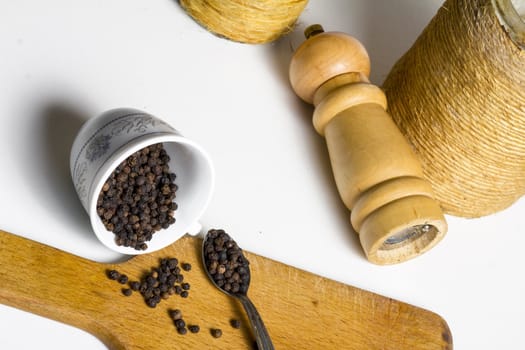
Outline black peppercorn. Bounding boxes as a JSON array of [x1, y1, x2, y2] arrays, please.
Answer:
[[107, 269, 120, 280], [211, 328, 223, 338], [117, 274, 128, 284], [181, 262, 192, 271], [146, 275, 156, 287], [170, 309, 182, 321], [167, 258, 178, 269], [188, 325, 200, 333], [174, 319, 186, 329], [174, 285, 182, 295], [146, 298, 158, 308], [129, 281, 140, 291], [122, 288, 132, 296], [230, 319, 241, 329]]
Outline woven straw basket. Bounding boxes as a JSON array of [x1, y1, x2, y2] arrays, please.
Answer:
[[382, 0, 525, 218], [179, 0, 308, 44]]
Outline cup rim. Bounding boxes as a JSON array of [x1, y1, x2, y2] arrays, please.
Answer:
[[88, 132, 215, 255]]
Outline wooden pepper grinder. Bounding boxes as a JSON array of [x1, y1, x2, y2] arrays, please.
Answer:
[[289, 25, 448, 264]]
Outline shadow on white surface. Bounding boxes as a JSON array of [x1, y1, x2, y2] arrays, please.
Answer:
[[39, 103, 91, 230], [360, 0, 442, 84], [262, 34, 369, 260], [5, 98, 114, 253]]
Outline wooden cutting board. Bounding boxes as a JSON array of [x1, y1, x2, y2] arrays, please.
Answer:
[[0, 229, 452, 349]]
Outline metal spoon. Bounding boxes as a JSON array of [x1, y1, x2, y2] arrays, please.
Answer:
[[202, 229, 275, 350]]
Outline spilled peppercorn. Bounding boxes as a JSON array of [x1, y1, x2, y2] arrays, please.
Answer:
[[188, 325, 200, 333], [211, 328, 223, 338], [230, 319, 241, 329], [96, 143, 178, 250]]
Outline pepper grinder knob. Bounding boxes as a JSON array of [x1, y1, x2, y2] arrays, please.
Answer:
[[289, 25, 448, 264]]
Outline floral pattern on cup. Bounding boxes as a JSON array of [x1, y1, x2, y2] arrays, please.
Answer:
[[85, 134, 111, 162], [72, 112, 176, 209]]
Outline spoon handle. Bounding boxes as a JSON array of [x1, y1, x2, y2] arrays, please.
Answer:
[[237, 294, 275, 350]]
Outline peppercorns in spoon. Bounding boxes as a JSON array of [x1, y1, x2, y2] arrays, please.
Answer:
[[202, 229, 275, 350]]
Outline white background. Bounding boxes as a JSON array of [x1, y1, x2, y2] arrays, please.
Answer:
[[1, 0, 524, 349]]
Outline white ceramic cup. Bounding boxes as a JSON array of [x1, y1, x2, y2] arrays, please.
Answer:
[[70, 108, 214, 254]]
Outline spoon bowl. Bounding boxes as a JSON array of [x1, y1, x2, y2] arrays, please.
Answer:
[[202, 229, 274, 350]]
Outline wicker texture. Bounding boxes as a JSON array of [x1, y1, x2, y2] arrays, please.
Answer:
[[382, 0, 525, 218], [179, 0, 308, 44]]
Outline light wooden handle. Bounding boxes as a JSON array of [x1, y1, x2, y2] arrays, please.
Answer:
[[0, 230, 123, 348], [289, 25, 447, 264]]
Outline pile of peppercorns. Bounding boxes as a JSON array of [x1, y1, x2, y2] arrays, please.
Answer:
[[96, 143, 178, 250], [106, 255, 243, 338], [107, 258, 191, 308], [203, 229, 250, 295]]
